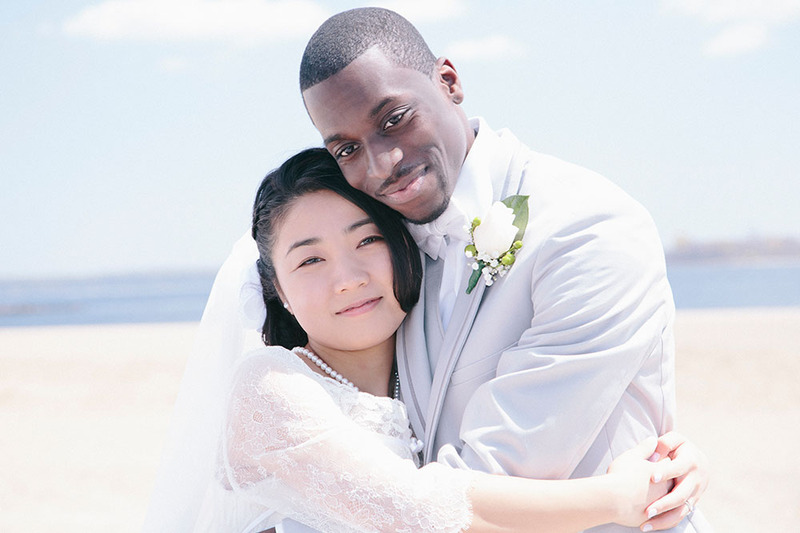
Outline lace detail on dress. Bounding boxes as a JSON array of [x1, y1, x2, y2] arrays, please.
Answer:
[[223, 347, 474, 533]]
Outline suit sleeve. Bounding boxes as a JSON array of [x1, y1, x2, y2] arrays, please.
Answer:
[[448, 194, 675, 480]]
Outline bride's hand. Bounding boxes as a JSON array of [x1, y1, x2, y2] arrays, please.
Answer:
[[605, 438, 670, 528], [638, 431, 709, 531]]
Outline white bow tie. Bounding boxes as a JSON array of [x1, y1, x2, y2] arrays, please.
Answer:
[[407, 206, 470, 260]]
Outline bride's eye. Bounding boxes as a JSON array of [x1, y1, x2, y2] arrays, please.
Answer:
[[359, 235, 384, 247], [298, 256, 322, 267]]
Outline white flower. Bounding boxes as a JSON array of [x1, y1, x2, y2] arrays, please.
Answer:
[[472, 201, 518, 258], [464, 194, 528, 294]]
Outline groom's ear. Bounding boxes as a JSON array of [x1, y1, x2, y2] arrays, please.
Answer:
[[434, 57, 465, 105]]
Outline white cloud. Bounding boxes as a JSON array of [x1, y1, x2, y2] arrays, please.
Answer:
[[662, 0, 800, 56], [158, 55, 191, 72], [37, 21, 57, 37], [370, 0, 467, 23], [703, 23, 768, 56], [444, 34, 524, 62], [663, 0, 800, 23], [62, 0, 330, 46]]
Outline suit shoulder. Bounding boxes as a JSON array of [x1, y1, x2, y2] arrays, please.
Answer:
[[516, 150, 656, 228]]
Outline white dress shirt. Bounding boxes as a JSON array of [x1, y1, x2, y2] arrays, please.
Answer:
[[406, 118, 500, 331]]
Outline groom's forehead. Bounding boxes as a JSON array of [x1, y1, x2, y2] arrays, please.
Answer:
[[304, 55, 419, 128]]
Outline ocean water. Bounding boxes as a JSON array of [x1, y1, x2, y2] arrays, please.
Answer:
[[0, 264, 798, 327], [666, 262, 800, 309], [0, 272, 216, 327]]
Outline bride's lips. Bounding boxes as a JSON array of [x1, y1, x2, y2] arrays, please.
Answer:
[[336, 297, 382, 316]]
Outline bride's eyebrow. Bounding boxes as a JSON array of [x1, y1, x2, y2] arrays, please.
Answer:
[[286, 237, 319, 256], [346, 217, 374, 233], [285, 217, 374, 256]]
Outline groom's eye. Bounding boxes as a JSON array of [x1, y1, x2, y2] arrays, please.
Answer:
[[383, 110, 406, 131], [336, 144, 357, 159]]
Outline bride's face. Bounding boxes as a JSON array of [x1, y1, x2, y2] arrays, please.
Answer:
[[271, 189, 407, 353]]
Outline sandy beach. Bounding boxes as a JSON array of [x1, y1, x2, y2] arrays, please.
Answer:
[[1, 308, 798, 532]]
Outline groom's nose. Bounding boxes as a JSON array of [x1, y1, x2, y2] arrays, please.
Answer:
[[365, 142, 402, 183]]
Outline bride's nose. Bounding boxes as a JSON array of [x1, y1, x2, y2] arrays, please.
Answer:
[[333, 256, 369, 293]]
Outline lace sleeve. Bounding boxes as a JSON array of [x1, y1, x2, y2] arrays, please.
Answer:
[[223, 349, 474, 533]]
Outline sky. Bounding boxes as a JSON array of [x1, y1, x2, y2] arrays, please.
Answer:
[[1, 0, 798, 279]]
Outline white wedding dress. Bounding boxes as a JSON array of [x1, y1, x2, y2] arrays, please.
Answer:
[[192, 346, 475, 533]]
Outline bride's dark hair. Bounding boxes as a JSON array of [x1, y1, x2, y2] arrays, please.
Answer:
[[252, 148, 422, 349]]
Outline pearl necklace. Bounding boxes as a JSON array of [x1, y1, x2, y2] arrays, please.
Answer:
[[293, 346, 420, 454], [293, 346, 400, 399]]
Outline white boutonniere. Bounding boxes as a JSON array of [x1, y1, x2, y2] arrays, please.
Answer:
[[464, 195, 529, 294]]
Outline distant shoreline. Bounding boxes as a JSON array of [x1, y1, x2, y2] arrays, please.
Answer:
[[2, 238, 799, 283], [666, 256, 800, 267], [1, 248, 799, 327], [664, 236, 800, 265]]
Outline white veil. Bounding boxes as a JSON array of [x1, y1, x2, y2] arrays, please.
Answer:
[[142, 232, 266, 532]]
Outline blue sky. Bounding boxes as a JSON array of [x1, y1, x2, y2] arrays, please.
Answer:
[[1, 0, 798, 279]]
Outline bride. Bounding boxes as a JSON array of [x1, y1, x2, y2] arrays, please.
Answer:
[[144, 148, 707, 533]]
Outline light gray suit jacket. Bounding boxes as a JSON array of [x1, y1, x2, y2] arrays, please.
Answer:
[[397, 119, 711, 532]]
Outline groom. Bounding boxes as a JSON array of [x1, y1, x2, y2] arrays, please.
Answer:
[[293, 7, 710, 533]]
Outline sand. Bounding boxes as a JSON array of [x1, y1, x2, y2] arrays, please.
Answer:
[[1, 308, 798, 532]]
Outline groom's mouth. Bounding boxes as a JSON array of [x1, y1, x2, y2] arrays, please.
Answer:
[[378, 166, 428, 204], [336, 297, 382, 316]]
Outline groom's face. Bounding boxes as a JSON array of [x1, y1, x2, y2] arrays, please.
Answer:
[[303, 47, 472, 224]]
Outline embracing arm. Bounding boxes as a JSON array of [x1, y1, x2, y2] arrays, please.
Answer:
[[455, 201, 675, 477], [444, 186, 708, 526], [223, 352, 676, 533], [467, 438, 674, 533]]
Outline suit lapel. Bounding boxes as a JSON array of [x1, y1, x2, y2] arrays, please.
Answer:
[[404, 121, 528, 461], [419, 127, 526, 461], [396, 252, 432, 441], [422, 262, 488, 461], [422, 257, 446, 370]]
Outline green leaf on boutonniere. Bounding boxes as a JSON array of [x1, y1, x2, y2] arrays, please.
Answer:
[[501, 194, 529, 243], [466, 268, 482, 294]]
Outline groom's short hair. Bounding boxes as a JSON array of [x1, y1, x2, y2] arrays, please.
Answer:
[[300, 7, 436, 92]]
